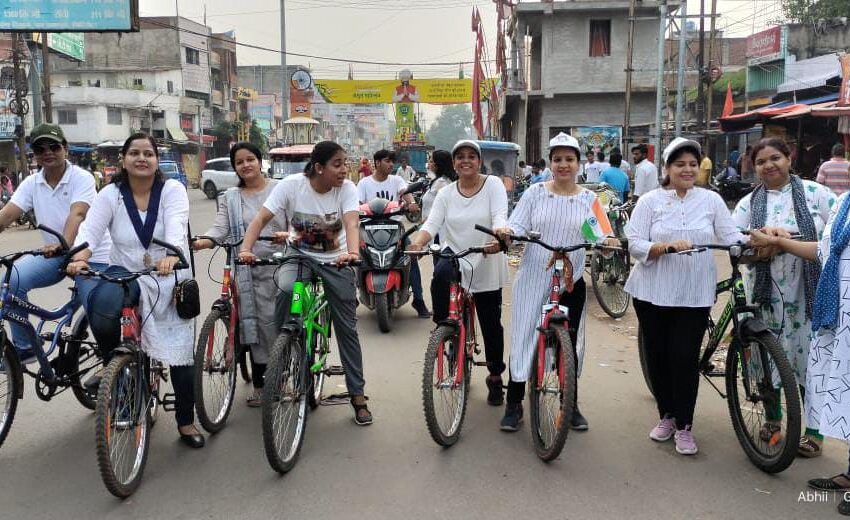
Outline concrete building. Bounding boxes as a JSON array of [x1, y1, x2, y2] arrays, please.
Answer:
[[502, 1, 676, 163], [210, 32, 238, 125]]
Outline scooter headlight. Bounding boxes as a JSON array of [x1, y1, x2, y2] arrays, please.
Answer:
[[367, 245, 396, 268]]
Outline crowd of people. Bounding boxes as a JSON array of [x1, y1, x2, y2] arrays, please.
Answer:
[[5, 123, 850, 515]]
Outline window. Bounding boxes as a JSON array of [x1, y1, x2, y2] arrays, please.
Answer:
[[167, 80, 174, 94], [589, 20, 611, 57], [87, 79, 101, 87], [107, 107, 122, 125], [185, 47, 200, 65], [67, 79, 82, 87], [133, 78, 143, 87], [58, 109, 77, 125]]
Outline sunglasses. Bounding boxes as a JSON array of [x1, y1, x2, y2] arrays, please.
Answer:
[[32, 142, 63, 154]]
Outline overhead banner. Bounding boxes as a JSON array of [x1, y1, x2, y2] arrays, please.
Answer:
[[0, 90, 20, 140], [313, 78, 496, 105], [0, 0, 139, 32], [33, 33, 86, 61]]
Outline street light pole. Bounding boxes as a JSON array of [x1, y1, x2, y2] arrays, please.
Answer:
[[675, 1, 687, 136], [280, 0, 289, 121], [654, 1, 667, 168]]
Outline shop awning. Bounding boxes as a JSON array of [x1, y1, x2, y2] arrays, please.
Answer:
[[719, 93, 840, 131], [185, 133, 217, 144], [167, 127, 189, 142], [772, 101, 838, 120], [776, 53, 840, 94]]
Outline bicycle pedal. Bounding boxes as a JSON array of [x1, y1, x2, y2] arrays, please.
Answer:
[[472, 361, 488, 367], [161, 392, 177, 412], [324, 365, 345, 376], [320, 392, 351, 406]]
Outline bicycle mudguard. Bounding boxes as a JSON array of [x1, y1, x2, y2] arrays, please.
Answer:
[[548, 310, 568, 325], [738, 318, 769, 337], [365, 271, 401, 294]]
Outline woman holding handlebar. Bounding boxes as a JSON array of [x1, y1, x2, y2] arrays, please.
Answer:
[[66, 133, 203, 448], [624, 138, 746, 456]]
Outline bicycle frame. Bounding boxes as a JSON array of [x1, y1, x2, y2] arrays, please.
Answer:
[[284, 261, 331, 375], [439, 260, 478, 388], [536, 259, 571, 389]]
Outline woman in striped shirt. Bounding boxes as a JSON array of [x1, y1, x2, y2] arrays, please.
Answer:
[[494, 133, 615, 432], [625, 137, 746, 456]]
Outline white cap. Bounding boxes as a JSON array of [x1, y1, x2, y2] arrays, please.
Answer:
[[662, 137, 702, 165], [452, 139, 481, 158], [548, 132, 581, 155]]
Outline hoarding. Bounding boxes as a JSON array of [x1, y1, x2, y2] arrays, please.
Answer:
[[0, 90, 20, 140], [0, 0, 139, 32], [313, 78, 497, 105], [746, 26, 784, 65], [33, 32, 85, 61], [570, 126, 622, 158]]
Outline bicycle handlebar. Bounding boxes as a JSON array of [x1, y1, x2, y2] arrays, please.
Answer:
[[36, 224, 69, 250], [474, 224, 623, 254], [191, 235, 278, 249]]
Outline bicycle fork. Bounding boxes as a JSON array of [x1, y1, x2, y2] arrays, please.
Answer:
[[536, 262, 570, 391]]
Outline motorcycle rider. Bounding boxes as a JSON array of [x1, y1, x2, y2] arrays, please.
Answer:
[[358, 149, 431, 318]]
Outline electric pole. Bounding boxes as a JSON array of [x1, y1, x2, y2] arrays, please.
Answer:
[[12, 34, 29, 179], [41, 33, 52, 123], [280, 0, 289, 121], [705, 0, 718, 128], [624, 0, 636, 143], [696, 0, 705, 130], [675, 1, 687, 136], [654, 1, 667, 167]]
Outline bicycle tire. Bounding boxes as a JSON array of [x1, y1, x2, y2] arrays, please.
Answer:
[[0, 339, 21, 448], [308, 306, 331, 409], [67, 314, 99, 410], [636, 327, 655, 399], [422, 325, 469, 447], [726, 330, 801, 474], [375, 293, 392, 333], [529, 324, 576, 462], [239, 347, 252, 384], [262, 331, 308, 474], [95, 354, 151, 498], [194, 309, 237, 434], [590, 249, 630, 318]]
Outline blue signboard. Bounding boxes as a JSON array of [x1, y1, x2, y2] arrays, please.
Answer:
[[0, 0, 138, 32]]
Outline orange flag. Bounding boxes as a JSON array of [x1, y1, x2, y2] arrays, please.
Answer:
[[721, 81, 734, 118]]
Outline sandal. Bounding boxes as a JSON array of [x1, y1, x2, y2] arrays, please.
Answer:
[[758, 422, 782, 445], [798, 435, 823, 458], [246, 389, 262, 408], [351, 395, 373, 426], [808, 474, 850, 491]]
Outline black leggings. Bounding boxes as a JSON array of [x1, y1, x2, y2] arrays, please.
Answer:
[[170, 365, 196, 427], [506, 279, 586, 404], [250, 353, 266, 390], [633, 298, 710, 429]]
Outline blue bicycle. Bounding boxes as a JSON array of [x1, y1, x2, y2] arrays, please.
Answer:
[[0, 225, 101, 447]]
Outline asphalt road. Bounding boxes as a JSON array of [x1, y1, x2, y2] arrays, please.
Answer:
[[0, 188, 846, 519]]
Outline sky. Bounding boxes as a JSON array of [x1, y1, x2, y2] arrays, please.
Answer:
[[139, 0, 787, 126]]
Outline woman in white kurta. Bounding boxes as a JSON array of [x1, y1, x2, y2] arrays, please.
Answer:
[[68, 133, 203, 448], [496, 132, 612, 432], [732, 138, 835, 456], [751, 191, 850, 516]]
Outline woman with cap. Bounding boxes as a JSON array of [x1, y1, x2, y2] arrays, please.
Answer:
[[625, 137, 746, 456], [732, 137, 836, 457], [409, 139, 510, 406], [494, 132, 616, 432]]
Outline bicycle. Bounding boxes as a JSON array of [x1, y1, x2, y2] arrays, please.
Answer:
[[190, 235, 272, 433], [83, 239, 190, 498], [239, 247, 358, 474], [0, 225, 100, 448], [637, 242, 801, 473], [588, 199, 632, 318]]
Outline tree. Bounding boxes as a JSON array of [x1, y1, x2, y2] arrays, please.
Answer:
[[783, 0, 850, 23], [426, 104, 474, 151], [248, 120, 268, 155]]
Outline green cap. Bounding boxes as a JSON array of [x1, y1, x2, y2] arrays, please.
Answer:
[[29, 124, 65, 144]]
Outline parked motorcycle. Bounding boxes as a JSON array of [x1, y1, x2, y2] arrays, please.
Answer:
[[713, 175, 754, 204], [357, 180, 427, 333]]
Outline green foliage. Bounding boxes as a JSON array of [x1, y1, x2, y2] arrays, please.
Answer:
[[783, 0, 850, 23], [248, 119, 268, 154], [426, 104, 474, 151]]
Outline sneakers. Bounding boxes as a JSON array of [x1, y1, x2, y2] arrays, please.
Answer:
[[649, 416, 676, 442], [246, 388, 262, 408], [500, 402, 523, 432], [412, 299, 432, 318], [485, 375, 504, 406], [569, 405, 589, 431], [674, 426, 698, 455]]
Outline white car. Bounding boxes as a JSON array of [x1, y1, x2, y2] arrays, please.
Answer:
[[200, 157, 237, 199]]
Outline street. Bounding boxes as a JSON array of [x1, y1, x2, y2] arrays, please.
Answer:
[[0, 188, 846, 520]]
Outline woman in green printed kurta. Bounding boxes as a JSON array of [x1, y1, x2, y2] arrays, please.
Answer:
[[732, 138, 835, 457]]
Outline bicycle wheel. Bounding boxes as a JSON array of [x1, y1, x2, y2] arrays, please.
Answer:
[[590, 249, 630, 318], [0, 339, 21, 448], [194, 309, 237, 434], [529, 324, 576, 461], [726, 330, 801, 474], [94, 353, 151, 498], [308, 306, 331, 410], [239, 347, 252, 384], [67, 314, 100, 410], [422, 325, 469, 447], [636, 327, 655, 399], [262, 331, 308, 474]]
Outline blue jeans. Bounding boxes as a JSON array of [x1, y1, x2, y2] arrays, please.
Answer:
[[74, 262, 108, 317], [6, 255, 66, 352], [78, 265, 141, 360]]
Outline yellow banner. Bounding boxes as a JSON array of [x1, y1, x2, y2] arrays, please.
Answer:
[[313, 78, 497, 104]]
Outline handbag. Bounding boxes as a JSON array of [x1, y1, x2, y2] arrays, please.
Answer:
[[173, 275, 200, 319]]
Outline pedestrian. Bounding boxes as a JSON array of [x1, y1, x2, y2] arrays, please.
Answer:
[[358, 157, 373, 179], [538, 158, 552, 181], [729, 146, 740, 170], [598, 150, 631, 203], [192, 142, 286, 407], [750, 193, 850, 516], [738, 144, 754, 181], [615, 146, 632, 177], [625, 137, 746, 456], [396, 156, 416, 182], [422, 150, 455, 222], [631, 144, 659, 200], [239, 140, 373, 425], [584, 150, 603, 183], [495, 132, 616, 432], [409, 139, 509, 407], [732, 137, 836, 456], [697, 151, 713, 187], [519, 160, 532, 179], [66, 132, 203, 448], [358, 149, 430, 318], [816, 143, 850, 196], [530, 161, 547, 184], [0, 124, 111, 363]]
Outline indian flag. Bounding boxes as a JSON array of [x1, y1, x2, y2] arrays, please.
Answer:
[[580, 199, 613, 242]]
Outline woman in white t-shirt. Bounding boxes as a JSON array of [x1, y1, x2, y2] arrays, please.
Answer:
[[240, 141, 372, 425], [409, 140, 509, 407]]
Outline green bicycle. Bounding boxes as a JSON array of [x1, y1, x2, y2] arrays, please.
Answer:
[[637, 242, 801, 473], [239, 249, 353, 474]]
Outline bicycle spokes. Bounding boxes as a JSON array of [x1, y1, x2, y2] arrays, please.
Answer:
[[106, 364, 147, 485]]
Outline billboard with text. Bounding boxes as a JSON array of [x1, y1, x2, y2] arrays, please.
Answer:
[[1, 0, 139, 32]]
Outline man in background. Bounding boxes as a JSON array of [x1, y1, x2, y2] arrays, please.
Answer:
[[816, 143, 850, 195]]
